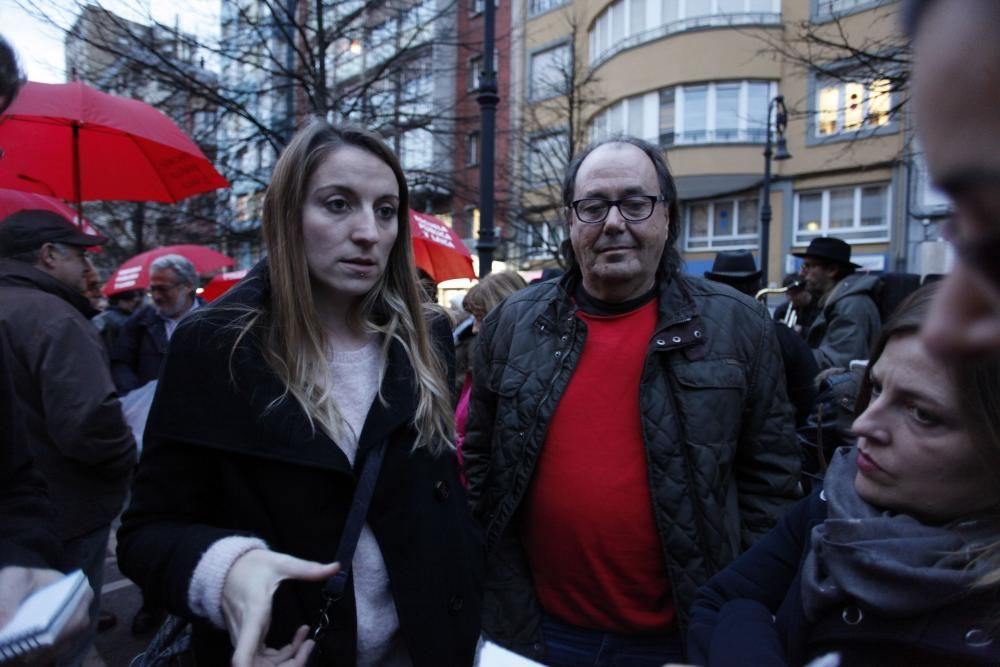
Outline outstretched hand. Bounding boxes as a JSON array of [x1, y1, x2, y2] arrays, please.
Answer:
[[221, 549, 340, 667]]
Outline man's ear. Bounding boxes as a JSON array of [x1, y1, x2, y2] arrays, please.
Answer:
[[37, 243, 58, 269]]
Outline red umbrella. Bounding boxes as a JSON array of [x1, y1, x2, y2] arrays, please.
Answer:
[[104, 244, 234, 296], [409, 210, 475, 283], [0, 188, 101, 238], [200, 268, 248, 302], [0, 81, 229, 217]]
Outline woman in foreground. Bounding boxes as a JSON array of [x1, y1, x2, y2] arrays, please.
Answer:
[[688, 283, 1000, 666], [117, 121, 483, 667]]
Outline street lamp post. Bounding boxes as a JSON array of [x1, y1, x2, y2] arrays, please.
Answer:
[[476, 0, 499, 278], [759, 94, 791, 286]]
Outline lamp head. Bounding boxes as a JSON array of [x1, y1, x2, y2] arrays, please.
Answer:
[[774, 135, 791, 161]]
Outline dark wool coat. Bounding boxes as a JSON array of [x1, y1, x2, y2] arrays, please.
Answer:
[[0, 260, 136, 544], [0, 329, 61, 569], [110, 303, 169, 394], [688, 490, 1000, 667], [117, 262, 484, 667], [463, 271, 801, 661]]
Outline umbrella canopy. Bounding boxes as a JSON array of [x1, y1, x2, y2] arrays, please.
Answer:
[[409, 210, 475, 283], [0, 81, 229, 207], [104, 244, 234, 296], [200, 268, 248, 302], [0, 189, 100, 238]]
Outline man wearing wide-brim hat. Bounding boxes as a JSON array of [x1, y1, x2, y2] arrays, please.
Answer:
[[794, 236, 881, 370]]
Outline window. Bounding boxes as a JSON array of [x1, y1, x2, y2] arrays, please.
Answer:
[[682, 85, 708, 144], [466, 131, 480, 165], [591, 80, 776, 146], [684, 196, 759, 251], [526, 133, 568, 188], [469, 51, 500, 91], [815, 0, 886, 18], [462, 205, 480, 240], [529, 44, 570, 100], [659, 88, 675, 145], [471, 0, 500, 15], [589, 0, 780, 66], [400, 128, 434, 171], [529, 0, 569, 15], [793, 183, 890, 245], [814, 77, 894, 137]]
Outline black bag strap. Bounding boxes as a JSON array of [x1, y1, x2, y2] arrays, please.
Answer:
[[312, 438, 387, 638]]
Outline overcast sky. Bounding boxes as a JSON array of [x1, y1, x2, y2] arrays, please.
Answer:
[[2, 0, 219, 83]]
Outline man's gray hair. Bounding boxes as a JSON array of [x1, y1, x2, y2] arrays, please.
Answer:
[[151, 254, 198, 287]]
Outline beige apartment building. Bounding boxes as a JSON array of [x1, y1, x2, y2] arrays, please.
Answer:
[[508, 0, 944, 284]]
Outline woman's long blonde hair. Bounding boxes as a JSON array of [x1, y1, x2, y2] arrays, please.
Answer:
[[243, 120, 453, 454]]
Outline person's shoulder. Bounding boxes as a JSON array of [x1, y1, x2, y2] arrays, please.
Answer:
[[422, 303, 454, 347], [124, 304, 158, 327], [838, 274, 881, 298], [680, 275, 766, 318], [495, 279, 560, 316], [172, 301, 253, 355]]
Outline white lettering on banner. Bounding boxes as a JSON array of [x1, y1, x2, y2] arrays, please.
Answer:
[[113, 266, 143, 290], [416, 216, 456, 249]]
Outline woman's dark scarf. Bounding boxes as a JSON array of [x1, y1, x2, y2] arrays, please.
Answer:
[[801, 447, 1000, 621]]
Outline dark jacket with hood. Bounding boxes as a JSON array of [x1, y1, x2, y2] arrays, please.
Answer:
[[0, 260, 136, 545], [463, 269, 800, 661], [116, 261, 484, 666], [806, 274, 881, 371]]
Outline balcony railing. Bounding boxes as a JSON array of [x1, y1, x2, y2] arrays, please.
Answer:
[[590, 12, 781, 67]]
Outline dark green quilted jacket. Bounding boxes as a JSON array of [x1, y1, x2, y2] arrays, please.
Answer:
[[463, 272, 801, 660]]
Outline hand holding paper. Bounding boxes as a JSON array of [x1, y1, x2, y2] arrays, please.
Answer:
[[0, 568, 92, 664]]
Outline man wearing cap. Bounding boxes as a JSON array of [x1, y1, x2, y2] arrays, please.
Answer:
[[705, 251, 818, 427], [795, 237, 881, 370], [0, 209, 136, 666]]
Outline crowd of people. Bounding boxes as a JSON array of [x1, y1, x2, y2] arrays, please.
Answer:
[[2, 0, 1000, 665]]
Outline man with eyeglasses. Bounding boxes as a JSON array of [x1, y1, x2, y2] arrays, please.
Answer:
[[907, 0, 1000, 356], [111, 254, 199, 397], [0, 209, 136, 666], [463, 138, 799, 665]]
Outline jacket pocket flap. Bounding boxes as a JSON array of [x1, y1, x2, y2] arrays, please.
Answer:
[[672, 360, 745, 390]]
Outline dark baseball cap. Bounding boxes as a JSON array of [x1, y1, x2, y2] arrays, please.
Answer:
[[0, 209, 107, 257]]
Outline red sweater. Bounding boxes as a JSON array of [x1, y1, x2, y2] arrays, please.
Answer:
[[521, 298, 675, 633]]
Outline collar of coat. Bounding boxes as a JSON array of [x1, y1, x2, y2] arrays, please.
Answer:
[[144, 258, 423, 475], [554, 266, 707, 359], [0, 259, 98, 318]]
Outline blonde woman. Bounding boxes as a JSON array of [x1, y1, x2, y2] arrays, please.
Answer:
[[118, 122, 483, 667]]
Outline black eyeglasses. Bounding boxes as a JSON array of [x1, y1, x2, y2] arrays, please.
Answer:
[[569, 195, 666, 224]]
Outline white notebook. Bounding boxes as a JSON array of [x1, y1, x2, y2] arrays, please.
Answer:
[[474, 639, 546, 667], [0, 570, 88, 663]]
